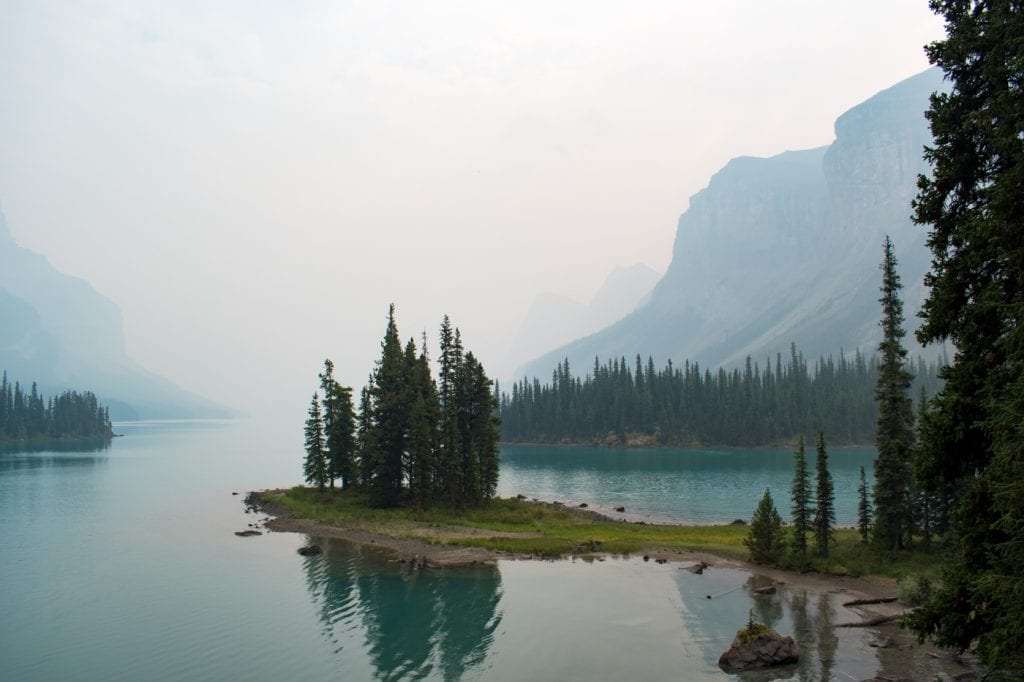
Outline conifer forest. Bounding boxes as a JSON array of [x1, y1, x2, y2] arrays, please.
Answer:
[[499, 347, 943, 446], [0, 372, 114, 442]]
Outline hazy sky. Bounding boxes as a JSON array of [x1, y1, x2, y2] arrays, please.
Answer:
[[0, 1, 944, 415]]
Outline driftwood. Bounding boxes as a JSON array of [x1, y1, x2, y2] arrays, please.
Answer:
[[834, 614, 902, 628], [842, 596, 899, 607]]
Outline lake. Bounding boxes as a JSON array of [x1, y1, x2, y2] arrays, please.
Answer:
[[0, 419, 952, 681], [497, 443, 877, 524]]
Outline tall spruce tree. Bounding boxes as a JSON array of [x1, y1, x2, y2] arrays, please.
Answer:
[[367, 305, 409, 507], [905, 3, 1024, 672], [790, 436, 812, 564], [459, 352, 500, 504], [857, 466, 872, 544], [405, 337, 440, 508], [872, 236, 915, 556], [812, 431, 835, 558], [437, 316, 462, 509], [319, 359, 357, 489], [355, 381, 375, 490], [303, 393, 329, 490]]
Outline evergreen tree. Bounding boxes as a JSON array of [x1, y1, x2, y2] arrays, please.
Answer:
[[906, 3, 1024, 672], [459, 352, 500, 504], [437, 316, 463, 509], [857, 465, 872, 544], [367, 305, 409, 507], [872, 236, 915, 556], [745, 489, 786, 564], [303, 393, 329, 490], [405, 337, 440, 508], [812, 431, 835, 558], [790, 436, 812, 564], [355, 381, 375, 489], [319, 359, 357, 489]]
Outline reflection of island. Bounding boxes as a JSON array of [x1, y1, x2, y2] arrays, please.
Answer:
[[0, 438, 111, 472], [302, 539, 503, 680]]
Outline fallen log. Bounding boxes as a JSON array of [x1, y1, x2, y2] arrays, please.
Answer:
[[842, 596, 899, 607], [834, 614, 902, 628]]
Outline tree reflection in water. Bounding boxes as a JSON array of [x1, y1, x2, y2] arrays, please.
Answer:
[[302, 539, 502, 681]]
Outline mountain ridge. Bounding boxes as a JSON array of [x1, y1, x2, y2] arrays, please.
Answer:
[[0, 209, 231, 419], [519, 68, 946, 381]]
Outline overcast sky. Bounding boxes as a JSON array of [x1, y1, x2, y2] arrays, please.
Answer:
[[0, 1, 944, 415]]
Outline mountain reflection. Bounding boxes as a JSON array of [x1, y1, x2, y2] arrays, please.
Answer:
[[302, 539, 502, 681]]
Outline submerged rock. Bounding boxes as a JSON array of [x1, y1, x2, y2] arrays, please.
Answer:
[[297, 545, 322, 556], [718, 627, 799, 671], [614, 506, 625, 512], [234, 530, 261, 537]]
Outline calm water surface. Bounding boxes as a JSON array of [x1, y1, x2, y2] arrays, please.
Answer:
[[0, 420, 950, 681], [498, 444, 877, 524]]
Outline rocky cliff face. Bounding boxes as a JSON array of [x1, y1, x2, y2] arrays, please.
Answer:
[[519, 68, 946, 380], [0, 210, 229, 419]]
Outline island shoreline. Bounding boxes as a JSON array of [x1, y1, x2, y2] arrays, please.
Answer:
[[246, 489, 900, 607]]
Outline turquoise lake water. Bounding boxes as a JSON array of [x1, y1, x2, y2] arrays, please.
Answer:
[[497, 443, 877, 525], [0, 420, 955, 681]]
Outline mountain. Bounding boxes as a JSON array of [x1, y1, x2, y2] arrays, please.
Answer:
[[520, 68, 947, 380], [501, 263, 659, 380], [0, 210, 230, 419]]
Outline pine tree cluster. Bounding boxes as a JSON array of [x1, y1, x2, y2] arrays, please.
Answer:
[[500, 347, 942, 447], [747, 431, 835, 566], [0, 372, 114, 442], [304, 306, 500, 509]]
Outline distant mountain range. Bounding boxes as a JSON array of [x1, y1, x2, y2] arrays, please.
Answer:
[[519, 68, 948, 381], [499, 263, 660, 381], [0, 211, 229, 419]]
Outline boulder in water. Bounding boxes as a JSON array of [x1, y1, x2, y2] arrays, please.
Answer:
[[297, 545, 322, 556], [718, 625, 799, 671]]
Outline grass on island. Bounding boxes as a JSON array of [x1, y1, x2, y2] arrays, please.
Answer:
[[267, 486, 944, 583]]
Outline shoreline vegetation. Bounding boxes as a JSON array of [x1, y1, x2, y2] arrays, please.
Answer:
[[248, 488, 942, 592]]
